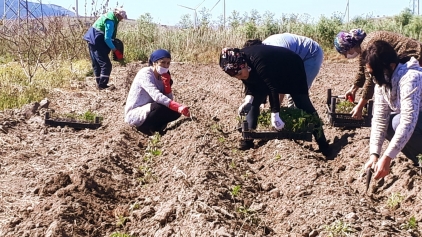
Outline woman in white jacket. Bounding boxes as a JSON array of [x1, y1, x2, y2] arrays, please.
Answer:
[[124, 49, 190, 135], [364, 40, 422, 179]]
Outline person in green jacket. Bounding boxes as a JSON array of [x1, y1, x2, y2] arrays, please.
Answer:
[[83, 8, 127, 90]]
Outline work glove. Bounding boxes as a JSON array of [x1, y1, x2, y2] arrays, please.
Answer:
[[271, 112, 285, 130], [169, 101, 190, 117], [238, 95, 254, 115], [113, 49, 124, 60], [161, 73, 172, 94]]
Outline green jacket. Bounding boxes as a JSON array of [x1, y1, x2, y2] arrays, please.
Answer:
[[92, 11, 119, 39]]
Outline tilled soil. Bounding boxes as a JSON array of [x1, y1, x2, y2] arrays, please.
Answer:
[[0, 60, 421, 237]]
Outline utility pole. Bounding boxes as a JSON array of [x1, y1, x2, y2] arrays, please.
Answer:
[[412, 0, 419, 15], [223, 0, 225, 27], [343, 0, 349, 23], [178, 0, 205, 29], [211, 0, 226, 27], [2, 0, 44, 29], [75, 0, 79, 18]]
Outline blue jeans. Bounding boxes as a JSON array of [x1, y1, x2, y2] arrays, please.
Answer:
[[88, 43, 112, 88], [287, 47, 324, 106], [387, 113, 422, 164], [303, 47, 324, 87], [246, 93, 328, 147]]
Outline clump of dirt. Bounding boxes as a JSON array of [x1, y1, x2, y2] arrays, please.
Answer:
[[0, 61, 421, 237]]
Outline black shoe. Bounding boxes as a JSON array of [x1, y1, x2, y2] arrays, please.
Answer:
[[98, 84, 116, 91], [318, 141, 332, 157], [239, 139, 254, 150]]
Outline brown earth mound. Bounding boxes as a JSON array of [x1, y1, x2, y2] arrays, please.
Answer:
[[0, 61, 421, 237]]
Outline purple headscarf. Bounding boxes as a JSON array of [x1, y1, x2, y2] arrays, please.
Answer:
[[334, 28, 367, 54]]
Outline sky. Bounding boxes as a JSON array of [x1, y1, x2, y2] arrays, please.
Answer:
[[50, 0, 414, 25]]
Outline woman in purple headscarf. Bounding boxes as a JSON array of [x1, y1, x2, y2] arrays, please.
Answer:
[[334, 29, 422, 119]]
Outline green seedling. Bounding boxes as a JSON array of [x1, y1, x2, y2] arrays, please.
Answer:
[[417, 154, 422, 166], [230, 185, 241, 197], [229, 160, 236, 169], [258, 107, 322, 138], [143, 133, 162, 161], [138, 166, 155, 185], [115, 215, 128, 227], [130, 202, 140, 211], [237, 206, 260, 224], [110, 232, 134, 237], [336, 100, 367, 115], [417, 154, 422, 174], [218, 137, 225, 143], [274, 153, 282, 160], [53, 110, 102, 123], [400, 216, 418, 231], [324, 220, 354, 237], [387, 192, 404, 209]]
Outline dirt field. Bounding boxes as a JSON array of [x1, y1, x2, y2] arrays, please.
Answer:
[[0, 60, 421, 237]]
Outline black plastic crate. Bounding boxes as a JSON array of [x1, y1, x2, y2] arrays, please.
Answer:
[[239, 120, 314, 142], [325, 89, 373, 127], [44, 112, 102, 130], [112, 38, 124, 61]]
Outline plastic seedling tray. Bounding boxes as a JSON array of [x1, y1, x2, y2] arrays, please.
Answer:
[[239, 120, 313, 142], [325, 89, 373, 128], [44, 112, 102, 130]]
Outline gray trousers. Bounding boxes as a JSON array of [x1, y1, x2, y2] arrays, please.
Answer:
[[386, 113, 422, 164]]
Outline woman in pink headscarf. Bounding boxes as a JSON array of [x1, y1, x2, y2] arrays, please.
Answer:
[[334, 29, 422, 119]]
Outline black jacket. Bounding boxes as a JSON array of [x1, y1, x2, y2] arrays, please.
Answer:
[[240, 45, 308, 113]]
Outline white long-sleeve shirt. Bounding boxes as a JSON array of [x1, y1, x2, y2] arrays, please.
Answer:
[[124, 66, 173, 127], [370, 57, 422, 158]]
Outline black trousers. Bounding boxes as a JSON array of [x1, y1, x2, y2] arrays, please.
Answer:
[[246, 93, 328, 146], [137, 102, 181, 135]]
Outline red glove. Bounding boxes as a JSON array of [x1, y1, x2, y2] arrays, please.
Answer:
[[161, 73, 172, 94], [114, 49, 124, 60], [347, 94, 354, 103], [169, 101, 190, 117]]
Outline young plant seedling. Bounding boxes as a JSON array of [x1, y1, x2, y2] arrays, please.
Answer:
[[229, 160, 236, 169], [400, 216, 418, 231], [110, 232, 134, 237], [230, 185, 241, 197], [324, 219, 355, 237], [417, 154, 422, 175], [115, 215, 128, 227], [387, 192, 404, 210]]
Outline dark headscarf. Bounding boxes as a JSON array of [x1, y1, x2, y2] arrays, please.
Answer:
[[148, 49, 171, 66], [219, 48, 247, 77]]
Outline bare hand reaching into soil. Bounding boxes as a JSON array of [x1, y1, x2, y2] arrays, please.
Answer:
[[373, 155, 392, 180]]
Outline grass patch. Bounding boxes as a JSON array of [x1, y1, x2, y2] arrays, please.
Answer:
[[0, 60, 91, 110]]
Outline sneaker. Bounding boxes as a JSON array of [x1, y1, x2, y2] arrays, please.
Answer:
[[239, 139, 254, 150]]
